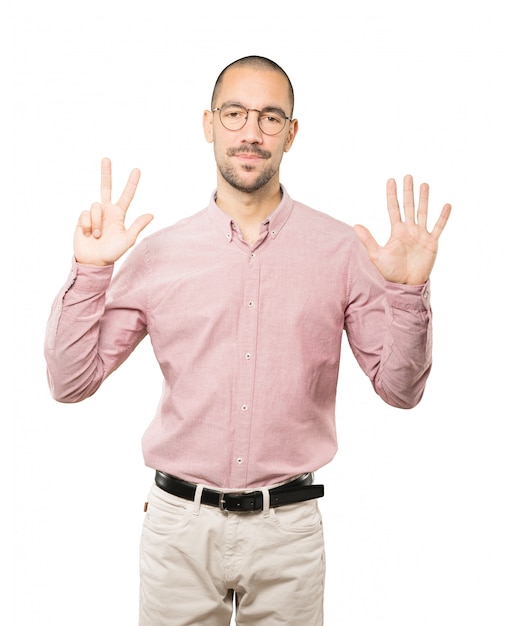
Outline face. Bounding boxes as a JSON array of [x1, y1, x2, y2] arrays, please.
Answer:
[[203, 67, 298, 194]]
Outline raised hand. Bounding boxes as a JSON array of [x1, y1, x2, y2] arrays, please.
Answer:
[[74, 158, 154, 266], [353, 175, 451, 285]]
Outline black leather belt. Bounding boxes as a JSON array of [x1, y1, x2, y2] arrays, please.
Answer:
[[154, 471, 324, 512]]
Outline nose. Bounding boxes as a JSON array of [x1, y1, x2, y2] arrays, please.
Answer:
[[240, 109, 264, 143]]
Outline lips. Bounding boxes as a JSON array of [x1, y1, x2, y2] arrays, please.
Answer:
[[236, 153, 263, 161]]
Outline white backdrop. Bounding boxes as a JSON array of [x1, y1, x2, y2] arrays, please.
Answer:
[[2, 1, 505, 624]]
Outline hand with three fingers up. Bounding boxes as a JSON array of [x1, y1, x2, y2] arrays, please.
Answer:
[[74, 158, 153, 266]]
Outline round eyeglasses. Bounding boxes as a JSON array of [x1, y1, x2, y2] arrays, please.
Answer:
[[212, 104, 292, 136]]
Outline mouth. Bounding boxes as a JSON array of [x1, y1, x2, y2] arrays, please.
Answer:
[[235, 153, 264, 162]]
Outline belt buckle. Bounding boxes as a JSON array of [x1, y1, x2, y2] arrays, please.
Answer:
[[219, 491, 262, 512], [218, 492, 228, 511], [219, 491, 242, 511]]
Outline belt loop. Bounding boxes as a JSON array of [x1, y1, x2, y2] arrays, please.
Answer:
[[193, 483, 204, 515], [261, 487, 270, 517]]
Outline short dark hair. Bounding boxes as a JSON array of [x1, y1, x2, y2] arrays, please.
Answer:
[[211, 55, 294, 116]]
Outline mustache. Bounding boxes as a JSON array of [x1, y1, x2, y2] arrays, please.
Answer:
[[226, 144, 271, 159]]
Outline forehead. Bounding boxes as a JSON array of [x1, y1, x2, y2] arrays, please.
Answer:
[[216, 67, 291, 110]]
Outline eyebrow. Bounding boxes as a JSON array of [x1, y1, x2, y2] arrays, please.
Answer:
[[221, 101, 289, 118]]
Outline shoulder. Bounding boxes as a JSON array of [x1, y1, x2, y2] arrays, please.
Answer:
[[143, 208, 208, 248], [116, 207, 209, 274], [130, 208, 211, 262], [290, 199, 359, 248]]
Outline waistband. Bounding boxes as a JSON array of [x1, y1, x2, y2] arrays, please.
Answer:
[[154, 471, 324, 512]]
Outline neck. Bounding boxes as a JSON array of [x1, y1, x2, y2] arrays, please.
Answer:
[[215, 177, 282, 242]]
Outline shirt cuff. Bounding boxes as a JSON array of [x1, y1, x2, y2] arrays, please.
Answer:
[[385, 279, 431, 312], [69, 257, 114, 293]]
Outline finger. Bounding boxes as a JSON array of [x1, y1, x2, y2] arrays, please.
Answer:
[[116, 168, 141, 212], [417, 182, 430, 229], [77, 210, 92, 236], [430, 203, 452, 240], [353, 224, 380, 260], [403, 174, 415, 222], [125, 213, 154, 247], [101, 157, 112, 205], [90, 202, 103, 238], [386, 178, 402, 225]]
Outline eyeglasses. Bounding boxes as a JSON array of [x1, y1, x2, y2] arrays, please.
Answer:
[[212, 104, 293, 136]]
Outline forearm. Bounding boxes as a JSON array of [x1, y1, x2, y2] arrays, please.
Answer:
[[345, 240, 433, 410], [371, 281, 432, 409], [44, 260, 114, 403]]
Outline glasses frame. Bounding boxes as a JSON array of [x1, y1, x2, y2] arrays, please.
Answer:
[[212, 105, 293, 136]]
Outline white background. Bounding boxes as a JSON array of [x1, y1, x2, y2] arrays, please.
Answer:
[[2, 1, 505, 624]]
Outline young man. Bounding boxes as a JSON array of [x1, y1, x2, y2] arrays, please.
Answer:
[[45, 56, 451, 625]]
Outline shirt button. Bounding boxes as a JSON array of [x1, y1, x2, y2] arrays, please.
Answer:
[[248, 300, 254, 308], [245, 352, 252, 360], [236, 458, 243, 464], [241, 404, 248, 411], [250, 252, 256, 259]]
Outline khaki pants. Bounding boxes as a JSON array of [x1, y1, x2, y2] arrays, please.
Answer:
[[139, 483, 326, 625]]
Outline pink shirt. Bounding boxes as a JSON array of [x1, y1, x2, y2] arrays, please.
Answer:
[[45, 187, 432, 489]]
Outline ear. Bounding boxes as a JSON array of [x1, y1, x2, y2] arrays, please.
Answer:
[[283, 118, 298, 153], [203, 110, 214, 143]]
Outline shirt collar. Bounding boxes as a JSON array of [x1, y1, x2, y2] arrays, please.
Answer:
[[207, 185, 294, 244]]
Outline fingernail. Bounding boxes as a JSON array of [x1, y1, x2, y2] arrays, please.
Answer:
[[93, 229, 101, 238]]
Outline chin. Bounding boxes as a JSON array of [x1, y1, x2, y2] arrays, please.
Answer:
[[221, 167, 276, 194]]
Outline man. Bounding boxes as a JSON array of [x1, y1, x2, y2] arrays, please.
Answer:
[[45, 56, 451, 625]]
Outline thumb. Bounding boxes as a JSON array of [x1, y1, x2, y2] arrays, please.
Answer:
[[125, 214, 154, 247], [353, 224, 379, 259]]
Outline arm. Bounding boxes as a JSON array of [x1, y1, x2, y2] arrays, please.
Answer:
[[347, 175, 451, 408], [44, 159, 153, 402], [345, 244, 432, 409]]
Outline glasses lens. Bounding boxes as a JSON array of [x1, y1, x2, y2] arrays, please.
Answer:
[[259, 112, 287, 135], [219, 105, 248, 130]]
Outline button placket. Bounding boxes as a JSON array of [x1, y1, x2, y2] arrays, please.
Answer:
[[230, 250, 260, 483]]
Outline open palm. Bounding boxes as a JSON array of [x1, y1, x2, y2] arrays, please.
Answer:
[[353, 175, 451, 285]]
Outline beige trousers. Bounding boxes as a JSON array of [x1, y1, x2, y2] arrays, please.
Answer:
[[139, 483, 326, 625]]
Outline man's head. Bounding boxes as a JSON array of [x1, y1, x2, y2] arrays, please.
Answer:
[[211, 56, 294, 117], [204, 56, 298, 195]]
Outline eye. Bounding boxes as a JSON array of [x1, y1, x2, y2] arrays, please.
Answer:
[[269, 115, 283, 125], [222, 106, 247, 120], [259, 111, 286, 134]]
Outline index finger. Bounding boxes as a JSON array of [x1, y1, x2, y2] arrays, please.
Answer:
[[116, 167, 141, 211], [100, 157, 112, 205]]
